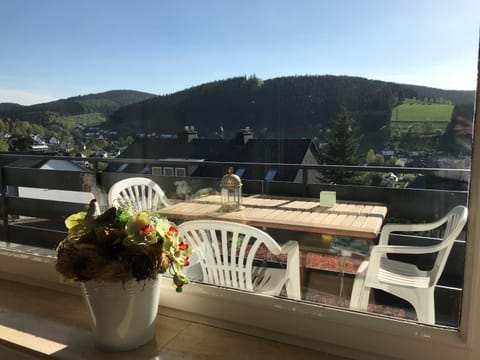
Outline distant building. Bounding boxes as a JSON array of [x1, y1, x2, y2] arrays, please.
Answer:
[[108, 128, 320, 183], [48, 136, 60, 145], [31, 144, 49, 151], [0, 154, 95, 204]]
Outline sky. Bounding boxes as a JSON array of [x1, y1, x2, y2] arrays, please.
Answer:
[[1, 0, 479, 105]]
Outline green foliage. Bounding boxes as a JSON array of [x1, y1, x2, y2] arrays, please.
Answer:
[[374, 153, 384, 164], [389, 102, 455, 152], [366, 149, 376, 164], [387, 156, 400, 166], [109, 75, 474, 145], [0, 138, 9, 151], [438, 104, 474, 155], [321, 106, 362, 184], [365, 149, 385, 165], [0, 118, 7, 132], [9, 134, 34, 151], [0, 77, 475, 157], [56, 113, 107, 127], [0, 90, 156, 127]]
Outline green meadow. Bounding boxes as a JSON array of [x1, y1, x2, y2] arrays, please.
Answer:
[[390, 103, 454, 133]]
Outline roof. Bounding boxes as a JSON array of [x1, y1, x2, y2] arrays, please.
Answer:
[[110, 137, 318, 182], [0, 151, 89, 172], [406, 174, 468, 191]]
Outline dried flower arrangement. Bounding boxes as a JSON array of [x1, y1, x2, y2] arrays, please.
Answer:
[[55, 200, 191, 291]]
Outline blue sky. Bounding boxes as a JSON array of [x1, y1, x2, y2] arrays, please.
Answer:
[[1, 0, 479, 105]]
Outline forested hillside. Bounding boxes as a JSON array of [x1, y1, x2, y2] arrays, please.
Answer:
[[0, 90, 157, 125], [108, 75, 475, 148], [0, 76, 474, 154]]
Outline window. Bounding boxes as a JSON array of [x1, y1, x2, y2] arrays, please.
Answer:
[[175, 167, 186, 177], [141, 164, 150, 174], [163, 167, 174, 176], [235, 168, 245, 177], [264, 169, 277, 181], [152, 166, 162, 176], [1, 2, 480, 359], [116, 163, 128, 173]]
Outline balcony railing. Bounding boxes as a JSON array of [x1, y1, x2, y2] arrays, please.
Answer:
[[0, 153, 469, 327]]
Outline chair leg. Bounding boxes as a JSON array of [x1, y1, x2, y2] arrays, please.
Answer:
[[285, 272, 301, 300], [413, 291, 436, 325], [286, 244, 301, 300], [349, 273, 370, 310]]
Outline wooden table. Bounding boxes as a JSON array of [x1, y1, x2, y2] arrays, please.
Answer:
[[159, 194, 388, 293], [158, 194, 387, 239]]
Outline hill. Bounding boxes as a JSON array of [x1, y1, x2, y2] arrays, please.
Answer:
[[0, 90, 157, 125], [0, 103, 23, 112], [108, 75, 475, 148]]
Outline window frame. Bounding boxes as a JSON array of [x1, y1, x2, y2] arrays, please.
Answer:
[[0, 57, 478, 360]]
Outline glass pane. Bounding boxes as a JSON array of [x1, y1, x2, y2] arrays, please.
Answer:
[[1, 1, 478, 331]]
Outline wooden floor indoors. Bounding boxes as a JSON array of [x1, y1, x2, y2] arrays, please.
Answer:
[[0, 278, 352, 360]]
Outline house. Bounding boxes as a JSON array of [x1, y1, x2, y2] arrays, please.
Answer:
[[29, 134, 49, 152], [108, 127, 321, 183], [30, 143, 49, 151], [48, 136, 59, 145], [0, 153, 96, 204]]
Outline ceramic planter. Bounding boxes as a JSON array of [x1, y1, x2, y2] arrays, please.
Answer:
[[80, 277, 161, 351]]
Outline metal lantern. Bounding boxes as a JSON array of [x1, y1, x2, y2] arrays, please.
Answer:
[[220, 167, 243, 210]]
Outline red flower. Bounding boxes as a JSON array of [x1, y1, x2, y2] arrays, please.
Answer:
[[184, 257, 190, 266], [178, 241, 189, 251], [140, 224, 153, 236], [166, 225, 178, 237]]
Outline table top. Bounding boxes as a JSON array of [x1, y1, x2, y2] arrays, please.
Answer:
[[158, 194, 388, 239]]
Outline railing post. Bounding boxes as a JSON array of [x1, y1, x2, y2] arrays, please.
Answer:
[[302, 168, 308, 196], [0, 166, 8, 244]]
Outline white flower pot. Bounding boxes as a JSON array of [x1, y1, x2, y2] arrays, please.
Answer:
[[80, 277, 161, 351]]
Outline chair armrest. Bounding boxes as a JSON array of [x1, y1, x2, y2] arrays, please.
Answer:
[[378, 218, 447, 245], [366, 243, 443, 278], [280, 240, 299, 257], [370, 244, 443, 257]]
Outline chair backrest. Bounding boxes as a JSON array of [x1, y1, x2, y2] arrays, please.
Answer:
[[178, 220, 283, 291], [108, 177, 170, 211], [429, 205, 468, 285]]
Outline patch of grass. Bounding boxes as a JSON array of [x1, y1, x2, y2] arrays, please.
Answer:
[[391, 103, 454, 122], [57, 113, 107, 126]]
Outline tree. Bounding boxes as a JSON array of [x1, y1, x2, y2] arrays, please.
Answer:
[[0, 118, 7, 133], [9, 135, 34, 152], [374, 153, 385, 164], [387, 156, 399, 166], [366, 149, 376, 164], [0, 138, 8, 151], [321, 106, 361, 184]]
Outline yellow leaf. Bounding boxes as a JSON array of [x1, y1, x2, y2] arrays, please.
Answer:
[[65, 211, 87, 231]]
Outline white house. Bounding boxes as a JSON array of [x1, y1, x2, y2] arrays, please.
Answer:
[[18, 159, 97, 204]]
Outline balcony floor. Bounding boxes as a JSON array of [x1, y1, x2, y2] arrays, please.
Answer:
[[0, 278, 352, 360]]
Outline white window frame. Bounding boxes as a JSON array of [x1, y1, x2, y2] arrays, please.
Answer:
[[151, 166, 162, 176], [175, 167, 186, 177], [163, 167, 174, 176]]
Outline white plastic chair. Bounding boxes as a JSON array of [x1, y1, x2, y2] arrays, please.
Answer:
[[349, 205, 468, 324], [178, 220, 301, 299], [108, 177, 171, 211]]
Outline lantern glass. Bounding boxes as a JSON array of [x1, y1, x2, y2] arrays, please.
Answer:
[[221, 187, 242, 207], [220, 167, 243, 210]]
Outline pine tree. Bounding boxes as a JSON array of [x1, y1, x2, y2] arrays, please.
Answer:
[[321, 106, 361, 184]]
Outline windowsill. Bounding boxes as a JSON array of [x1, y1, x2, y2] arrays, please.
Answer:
[[0, 244, 476, 360], [1, 278, 352, 360]]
